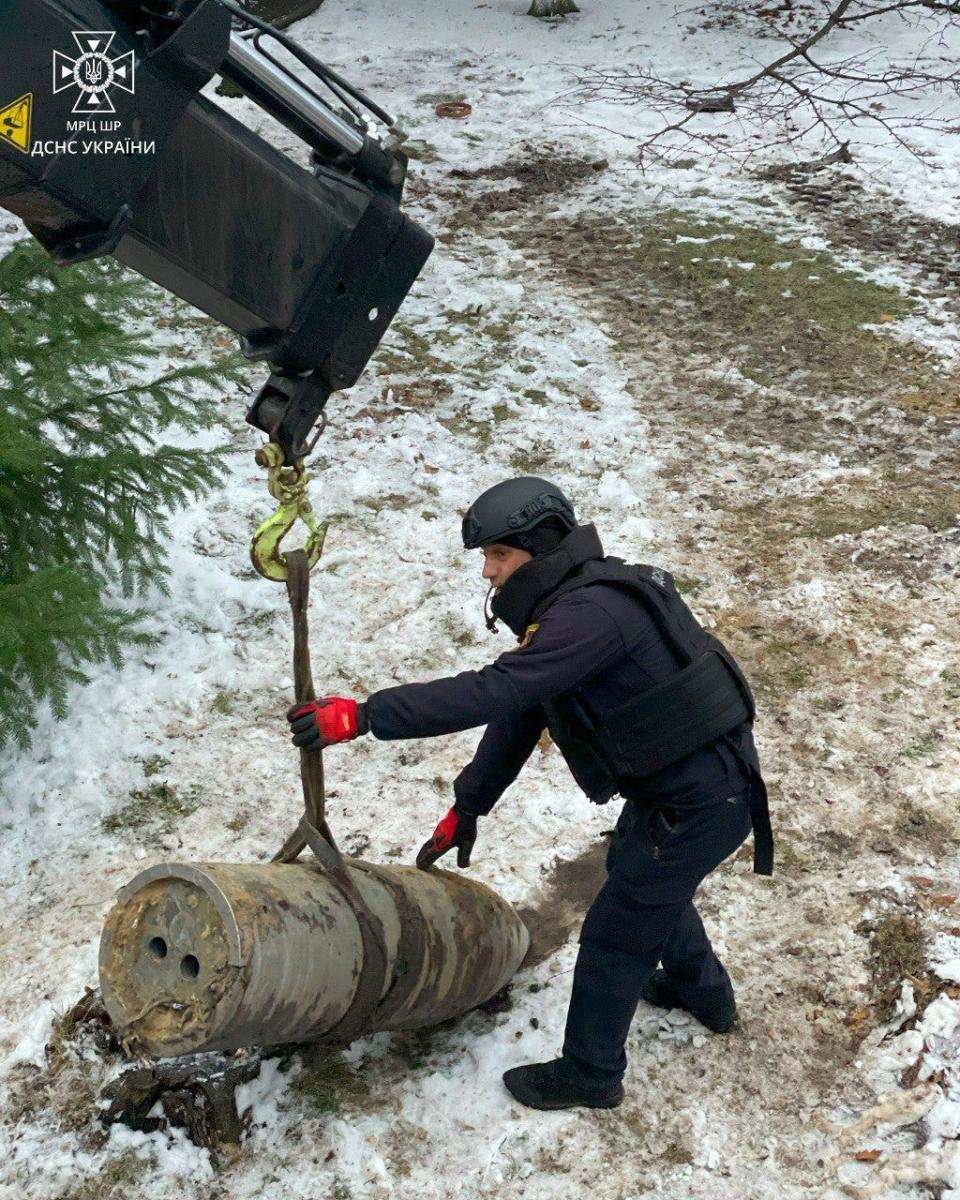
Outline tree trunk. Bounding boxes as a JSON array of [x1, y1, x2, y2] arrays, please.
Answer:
[[528, 0, 580, 15]]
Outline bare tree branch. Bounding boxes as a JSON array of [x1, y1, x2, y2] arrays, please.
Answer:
[[558, 0, 960, 168]]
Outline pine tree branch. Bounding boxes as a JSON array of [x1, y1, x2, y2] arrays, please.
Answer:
[[0, 239, 244, 745], [35, 355, 244, 437]]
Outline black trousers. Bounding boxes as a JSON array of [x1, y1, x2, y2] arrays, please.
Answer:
[[561, 784, 752, 1086]]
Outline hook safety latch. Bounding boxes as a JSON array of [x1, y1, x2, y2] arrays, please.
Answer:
[[250, 443, 327, 581]]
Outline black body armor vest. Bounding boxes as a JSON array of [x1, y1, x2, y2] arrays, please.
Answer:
[[534, 558, 754, 803], [491, 526, 773, 875]]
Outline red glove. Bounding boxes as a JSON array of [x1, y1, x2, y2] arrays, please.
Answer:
[[416, 806, 478, 870], [287, 697, 363, 752]]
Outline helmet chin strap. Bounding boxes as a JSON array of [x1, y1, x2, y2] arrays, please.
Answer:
[[483, 584, 499, 633]]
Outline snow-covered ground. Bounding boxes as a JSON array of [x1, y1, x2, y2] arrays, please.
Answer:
[[2, 1, 959, 1197]]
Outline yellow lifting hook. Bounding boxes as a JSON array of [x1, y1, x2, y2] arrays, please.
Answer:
[[250, 442, 327, 582]]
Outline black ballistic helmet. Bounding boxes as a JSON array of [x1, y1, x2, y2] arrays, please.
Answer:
[[461, 477, 576, 551]]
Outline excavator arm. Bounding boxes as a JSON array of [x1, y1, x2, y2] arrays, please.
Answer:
[[0, 0, 433, 461]]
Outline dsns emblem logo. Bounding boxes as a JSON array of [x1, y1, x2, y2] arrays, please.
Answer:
[[53, 31, 135, 115]]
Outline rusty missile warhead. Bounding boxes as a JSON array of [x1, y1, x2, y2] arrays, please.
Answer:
[[100, 860, 530, 1059], [100, 865, 252, 1058]]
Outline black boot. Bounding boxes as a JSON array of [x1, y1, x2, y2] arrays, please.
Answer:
[[641, 968, 739, 1033], [502, 1058, 624, 1111]]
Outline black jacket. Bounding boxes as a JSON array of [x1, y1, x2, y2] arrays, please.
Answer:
[[365, 526, 762, 825]]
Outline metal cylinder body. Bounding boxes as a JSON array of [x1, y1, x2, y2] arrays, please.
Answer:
[[99, 861, 530, 1058]]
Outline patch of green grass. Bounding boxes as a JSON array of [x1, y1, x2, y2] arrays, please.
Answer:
[[45, 1011, 86, 1084], [509, 444, 554, 473], [519, 208, 919, 397], [782, 659, 812, 692], [435, 307, 521, 374], [807, 497, 960, 539], [436, 409, 498, 452], [649, 212, 908, 328], [8, 996, 121, 1140], [752, 638, 815, 700], [485, 320, 514, 344], [491, 402, 511, 423], [237, 608, 277, 631], [439, 613, 477, 649], [101, 782, 201, 836], [141, 754, 168, 778], [740, 364, 772, 388], [672, 574, 704, 598], [437, 306, 483, 328], [941, 668, 960, 700], [41, 1040, 100, 1136], [729, 476, 960, 550], [211, 691, 233, 716], [430, 777, 447, 794], [522, 387, 548, 405], [660, 1140, 694, 1166], [617, 1107, 652, 1140], [401, 140, 439, 163], [374, 321, 456, 378], [295, 1054, 368, 1115], [357, 493, 410, 513], [416, 91, 467, 106], [56, 1078, 100, 1133], [901, 734, 942, 761], [471, 418, 494, 450], [57, 1151, 146, 1200]]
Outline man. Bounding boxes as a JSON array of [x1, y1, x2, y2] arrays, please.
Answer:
[[287, 477, 773, 1111]]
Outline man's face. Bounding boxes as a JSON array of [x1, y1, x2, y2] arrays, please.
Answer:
[[481, 542, 533, 590]]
